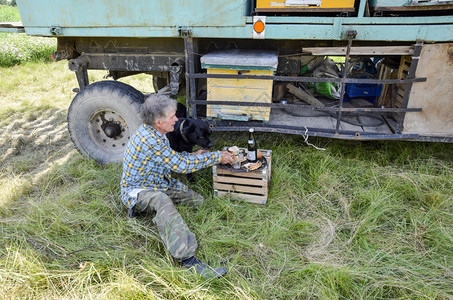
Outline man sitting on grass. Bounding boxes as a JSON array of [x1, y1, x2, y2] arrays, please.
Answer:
[[120, 93, 233, 279]]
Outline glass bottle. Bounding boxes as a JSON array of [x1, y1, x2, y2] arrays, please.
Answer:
[[247, 128, 258, 163]]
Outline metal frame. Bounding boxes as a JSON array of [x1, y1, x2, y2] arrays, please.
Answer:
[[184, 34, 428, 141]]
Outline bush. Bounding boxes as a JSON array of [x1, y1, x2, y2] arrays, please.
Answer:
[[0, 33, 57, 67], [0, 4, 20, 21], [0, 5, 56, 67]]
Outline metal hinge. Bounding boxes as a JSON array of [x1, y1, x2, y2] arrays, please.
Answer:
[[179, 27, 192, 38], [50, 25, 62, 35]]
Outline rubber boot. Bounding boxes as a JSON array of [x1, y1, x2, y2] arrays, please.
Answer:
[[181, 256, 227, 279]]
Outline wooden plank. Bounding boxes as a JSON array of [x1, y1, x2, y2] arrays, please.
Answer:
[[216, 191, 267, 205], [214, 182, 267, 195], [402, 43, 453, 136], [0, 22, 25, 33], [303, 46, 414, 56], [214, 176, 266, 187], [0, 22, 24, 28], [215, 167, 266, 178], [397, 56, 411, 79], [395, 94, 404, 107], [378, 64, 396, 107], [287, 83, 325, 107], [397, 89, 405, 99]]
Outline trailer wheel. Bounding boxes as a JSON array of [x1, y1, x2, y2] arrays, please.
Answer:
[[67, 80, 144, 164]]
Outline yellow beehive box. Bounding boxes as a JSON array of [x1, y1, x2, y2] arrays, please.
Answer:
[[201, 49, 278, 122], [256, 0, 355, 9]]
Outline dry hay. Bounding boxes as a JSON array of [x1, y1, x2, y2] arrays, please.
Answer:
[[0, 109, 76, 206]]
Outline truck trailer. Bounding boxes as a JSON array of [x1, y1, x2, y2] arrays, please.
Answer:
[[2, 0, 453, 163]]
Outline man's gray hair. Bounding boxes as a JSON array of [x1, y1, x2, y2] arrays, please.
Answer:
[[140, 93, 177, 125]]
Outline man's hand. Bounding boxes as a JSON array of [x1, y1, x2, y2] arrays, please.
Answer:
[[220, 151, 234, 165], [192, 149, 209, 156]]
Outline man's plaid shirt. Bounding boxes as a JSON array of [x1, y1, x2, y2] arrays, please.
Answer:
[[120, 124, 222, 208]]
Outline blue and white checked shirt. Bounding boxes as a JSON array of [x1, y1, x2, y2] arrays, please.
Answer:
[[120, 124, 222, 208]]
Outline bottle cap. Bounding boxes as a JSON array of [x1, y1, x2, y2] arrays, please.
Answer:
[[249, 128, 254, 133]]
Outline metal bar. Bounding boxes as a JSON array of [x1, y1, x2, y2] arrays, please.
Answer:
[[336, 31, 356, 133], [74, 67, 89, 90], [211, 124, 419, 140], [68, 56, 90, 90], [357, 0, 367, 18], [68, 53, 182, 72], [188, 100, 422, 113], [188, 73, 427, 85], [184, 37, 196, 118], [396, 41, 423, 134]]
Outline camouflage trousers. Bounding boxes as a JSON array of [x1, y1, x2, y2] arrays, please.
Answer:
[[134, 188, 204, 260]]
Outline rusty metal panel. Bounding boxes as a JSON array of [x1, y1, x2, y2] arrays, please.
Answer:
[[17, 0, 246, 30]]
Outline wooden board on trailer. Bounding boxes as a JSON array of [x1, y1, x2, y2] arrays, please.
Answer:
[[372, 4, 453, 12], [402, 43, 453, 137]]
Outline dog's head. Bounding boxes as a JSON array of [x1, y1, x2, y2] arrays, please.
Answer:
[[183, 119, 213, 149]]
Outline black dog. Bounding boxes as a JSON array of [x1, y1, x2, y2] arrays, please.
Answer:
[[166, 118, 214, 181]]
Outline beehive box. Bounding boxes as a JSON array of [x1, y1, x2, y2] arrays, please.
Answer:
[[256, 0, 355, 9], [201, 49, 278, 122], [213, 149, 272, 205]]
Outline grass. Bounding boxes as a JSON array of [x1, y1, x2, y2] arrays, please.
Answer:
[[1, 6, 453, 299], [1, 60, 452, 299]]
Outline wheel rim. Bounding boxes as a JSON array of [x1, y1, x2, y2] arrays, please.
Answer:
[[88, 109, 131, 154]]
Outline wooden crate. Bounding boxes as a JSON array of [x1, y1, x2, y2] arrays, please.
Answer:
[[213, 149, 272, 205]]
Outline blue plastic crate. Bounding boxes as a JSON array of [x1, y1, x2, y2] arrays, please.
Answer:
[[345, 83, 383, 103]]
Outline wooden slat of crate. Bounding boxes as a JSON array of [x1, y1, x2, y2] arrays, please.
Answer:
[[214, 182, 267, 195], [216, 191, 267, 205], [213, 149, 272, 205]]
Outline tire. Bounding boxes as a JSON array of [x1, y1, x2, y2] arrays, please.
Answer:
[[67, 80, 144, 164]]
